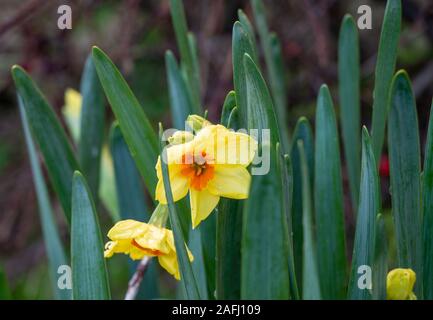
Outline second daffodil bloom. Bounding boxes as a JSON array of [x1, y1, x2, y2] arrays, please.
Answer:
[[104, 219, 193, 280], [156, 118, 258, 228], [386, 268, 417, 300]]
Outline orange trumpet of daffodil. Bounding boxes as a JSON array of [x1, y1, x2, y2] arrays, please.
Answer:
[[104, 219, 193, 280], [155, 117, 258, 228]]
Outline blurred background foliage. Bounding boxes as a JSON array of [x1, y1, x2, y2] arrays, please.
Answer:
[[1, 0, 433, 299]]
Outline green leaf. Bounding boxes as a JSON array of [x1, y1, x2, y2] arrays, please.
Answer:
[[79, 54, 105, 199], [216, 104, 242, 300], [347, 128, 379, 300], [92, 47, 159, 197], [241, 53, 290, 299], [71, 172, 110, 300], [278, 150, 299, 299], [251, 0, 289, 150], [423, 100, 433, 299], [298, 140, 321, 300], [371, 0, 401, 161], [158, 124, 200, 299], [200, 212, 216, 299], [388, 70, 422, 297], [11, 65, 80, 223], [19, 97, 70, 300], [186, 33, 202, 115], [338, 15, 361, 209], [0, 265, 11, 299], [290, 117, 314, 290], [373, 213, 388, 300], [220, 91, 237, 127], [232, 22, 258, 128], [243, 54, 281, 143], [169, 0, 201, 112], [109, 123, 159, 299], [314, 84, 347, 299], [237, 9, 258, 63], [165, 50, 194, 129]]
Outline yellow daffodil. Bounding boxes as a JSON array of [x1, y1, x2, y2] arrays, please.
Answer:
[[62, 88, 82, 142], [155, 118, 258, 228], [104, 219, 193, 280], [386, 268, 417, 300]]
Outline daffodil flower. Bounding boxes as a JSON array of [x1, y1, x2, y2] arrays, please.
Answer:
[[155, 119, 258, 228], [104, 219, 193, 280], [386, 268, 417, 300]]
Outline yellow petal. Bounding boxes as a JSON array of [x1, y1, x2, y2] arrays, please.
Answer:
[[386, 268, 417, 300], [168, 130, 194, 145], [107, 219, 148, 240], [207, 165, 251, 199], [62, 88, 82, 143], [158, 252, 181, 280], [190, 188, 220, 228], [134, 224, 170, 254], [194, 125, 258, 166], [155, 167, 189, 204]]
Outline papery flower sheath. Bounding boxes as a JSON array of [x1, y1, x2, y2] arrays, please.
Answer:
[[155, 117, 258, 228], [386, 268, 417, 300], [104, 219, 193, 280]]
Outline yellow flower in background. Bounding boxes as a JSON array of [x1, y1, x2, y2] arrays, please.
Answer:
[[104, 219, 193, 280], [386, 268, 417, 300], [155, 118, 258, 228], [62, 88, 82, 143]]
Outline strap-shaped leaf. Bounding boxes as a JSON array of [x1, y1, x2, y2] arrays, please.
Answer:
[[314, 85, 347, 299], [79, 55, 105, 199], [216, 96, 242, 299], [71, 172, 110, 300], [348, 128, 379, 300], [169, 0, 201, 112], [232, 22, 257, 128], [338, 15, 361, 209], [92, 47, 158, 197], [241, 53, 290, 299], [251, 0, 289, 150], [11, 65, 80, 223], [290, 117, 314, 289], [371, 0, 401, 161], [165, 50, 194, 129], [388, 70, 422, 297], [19, 97, 70, 300], [373, 213, 388, 300], [298, 141, 321, 300], [423, 100, 433, 299]]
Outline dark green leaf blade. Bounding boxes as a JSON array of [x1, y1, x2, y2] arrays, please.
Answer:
[[92, 47, 159, 197], [298, 140, 321, 300], [241, 53, 290, 299], [348, 128, 379, 300], [19, 97, 70, 300], [388, 70, 422, 297], [79, 54, 105, 199], [11, 65, 80, 223], [0, 265, 11, 300], [314, 85, 347, 299], [338, 14, 361, 209], [371, 0, 401, 161], [232, 22, 258, 128], [290, 117, 314, 290], [422, 100, 433, 299], [71, 172, 110, 300], [373, 213, 388, 300], [165, 50, 194, 129]]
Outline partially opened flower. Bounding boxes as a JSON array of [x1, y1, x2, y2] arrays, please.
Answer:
[[155, 117, 258, 228], [104, 219, 193, 280], [386, 268, 417, 300]]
